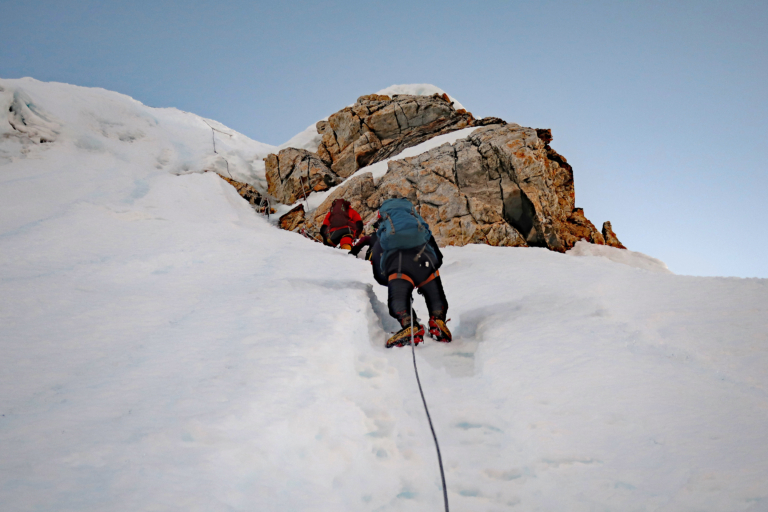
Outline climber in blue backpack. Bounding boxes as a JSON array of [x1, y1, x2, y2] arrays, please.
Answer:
[[374, 197, 452, 348]]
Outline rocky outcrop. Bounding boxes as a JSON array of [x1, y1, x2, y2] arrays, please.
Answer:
[[265, 93, 506, 207], [279, 204, 306, 232], [315, 93, 476, 179], [303, 123, 607, 251], [219, 175, 275, 214], [269, 90, 621, 252], [566, 208, 606, 246], [265, 148, 338, 204], [602, 221, 626, 249]]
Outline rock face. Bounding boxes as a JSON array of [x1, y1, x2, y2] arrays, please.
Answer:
[[270, 90, 623, 252], [303, 123, 610, 251], [265, 148, 338, 204], [219, 175, 275, 215], [315, 93, 476, 179], [265, 93, 505, 208], [602, 221, 626, 249], [279, 204, 306, 232]]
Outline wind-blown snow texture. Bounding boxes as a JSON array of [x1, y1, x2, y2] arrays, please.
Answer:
[[2, 78, 768, 511]]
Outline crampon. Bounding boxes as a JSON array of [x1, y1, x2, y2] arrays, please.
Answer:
[[428, 317, 452, 342], [386, 324, 425, 348]]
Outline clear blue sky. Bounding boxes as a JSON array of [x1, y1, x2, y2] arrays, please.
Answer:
[[2, 0, 766, 278]]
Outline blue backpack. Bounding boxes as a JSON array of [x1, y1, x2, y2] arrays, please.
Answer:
[[377, 198, 434, 273]]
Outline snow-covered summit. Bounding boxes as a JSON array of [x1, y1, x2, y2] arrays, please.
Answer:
[[1, 79, 767, 511]]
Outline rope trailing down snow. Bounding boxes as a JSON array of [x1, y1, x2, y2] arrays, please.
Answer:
[[410, 300, 450, 512]]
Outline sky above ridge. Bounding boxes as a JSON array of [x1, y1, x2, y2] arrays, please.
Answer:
[[1, 0, 766, 278]]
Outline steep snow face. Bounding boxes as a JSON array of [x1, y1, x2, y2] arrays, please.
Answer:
[[0, 78, 275, 187], [2, 79, 768, 512]]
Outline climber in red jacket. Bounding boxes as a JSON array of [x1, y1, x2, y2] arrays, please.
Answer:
[[320, 199, 363, 250]]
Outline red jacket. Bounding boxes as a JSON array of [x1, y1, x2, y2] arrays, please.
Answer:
[[321, 206, 363, 237]]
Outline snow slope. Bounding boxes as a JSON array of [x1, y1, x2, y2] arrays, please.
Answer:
[[2, 79, 768, 512], [0, 78, 276, 194]]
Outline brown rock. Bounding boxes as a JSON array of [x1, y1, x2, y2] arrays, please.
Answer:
[[219, 175, 262, 206], [338, 122, 607, 251], [274, 93, 619, 254], [217, 174, 275, 214], [535, 128, 553, 145], [602, 221, 627, 249], [359, 137, 527, 248], [563, 208, 606, 247], [265, 148, 339, 204], [473, 117, 506, 127], [279, 204, 306, 232], [315, 94, 475, 179]]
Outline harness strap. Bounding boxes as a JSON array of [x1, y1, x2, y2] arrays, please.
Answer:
[[388, 270, 439, 289], [388, 273, 415, 286], [417, 270, 440, 288]]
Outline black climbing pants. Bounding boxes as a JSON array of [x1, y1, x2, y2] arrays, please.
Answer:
[[325, 227, 354, 247], [385, 248, 448, 327]]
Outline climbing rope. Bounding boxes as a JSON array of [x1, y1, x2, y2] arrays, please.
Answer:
[[202, 119, 234, 180], [259, 196, 271, 219], [298, 157, 311, 211], [410, 300, 450, 512]]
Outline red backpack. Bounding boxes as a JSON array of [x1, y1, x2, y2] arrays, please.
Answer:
[[328, 199, 353, 231]]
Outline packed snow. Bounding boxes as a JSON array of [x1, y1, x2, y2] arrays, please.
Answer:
[[568, 240, 672, 274], [2, 78, 767, 512]]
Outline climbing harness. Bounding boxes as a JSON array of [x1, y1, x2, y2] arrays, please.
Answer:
[[409, 299, 450, 512], [388, 270, 440, 289]]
